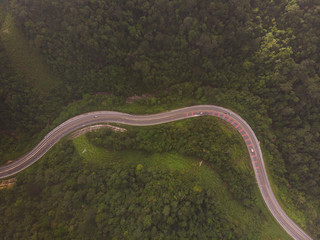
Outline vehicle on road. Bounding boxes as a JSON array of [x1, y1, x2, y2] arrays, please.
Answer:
[[0, 105, 312, 240]]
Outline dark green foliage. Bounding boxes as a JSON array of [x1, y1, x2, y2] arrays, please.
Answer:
[[7, 0, 264, 95], [0, 45, 65, 134], [0, 0, 320, 238], [0, 142, 240, 240], [87, 118, 255, 206]]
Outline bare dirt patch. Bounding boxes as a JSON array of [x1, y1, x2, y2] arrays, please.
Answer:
[[68, 124, 127, 139], [0, 177, 16, 190]]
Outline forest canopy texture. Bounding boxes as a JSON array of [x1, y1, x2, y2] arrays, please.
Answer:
[[0, 0, 319, 239]]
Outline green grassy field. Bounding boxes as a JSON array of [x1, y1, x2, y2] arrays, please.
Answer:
[[0, 13, 60, 93], [71, 128, 291, 240]]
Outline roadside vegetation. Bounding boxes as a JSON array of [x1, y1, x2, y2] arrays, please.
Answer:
[[0, 0, 319, 238], [0, 119, 291, 239]]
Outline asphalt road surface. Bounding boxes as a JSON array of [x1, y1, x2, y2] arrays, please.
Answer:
[[0, 105, 312, 240]]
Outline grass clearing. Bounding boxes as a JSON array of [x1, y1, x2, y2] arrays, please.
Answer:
[[71, 132, 291, 240], [0, 13, 60, 93], [72, 135, 112, 164]]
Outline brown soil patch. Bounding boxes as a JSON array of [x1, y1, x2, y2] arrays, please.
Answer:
[[68, 124, 127, 139], [0, 177, 16, 190]]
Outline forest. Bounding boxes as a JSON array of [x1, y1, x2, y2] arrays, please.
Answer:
[[0, 119, 291, 239], [0, 0, 319, 238]]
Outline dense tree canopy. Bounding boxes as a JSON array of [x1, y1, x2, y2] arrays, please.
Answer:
[[0, 148, 235, 239], [0, 120, 288, 239], [0, 0, 319, 238]]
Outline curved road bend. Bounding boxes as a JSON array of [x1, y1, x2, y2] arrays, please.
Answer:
[[0, 105, 312, 240]]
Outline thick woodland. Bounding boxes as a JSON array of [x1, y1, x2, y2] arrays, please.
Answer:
[[0, 0, 319, 238]]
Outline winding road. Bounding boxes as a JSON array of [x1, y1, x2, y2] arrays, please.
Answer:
[[0, 105, 312, 240]]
